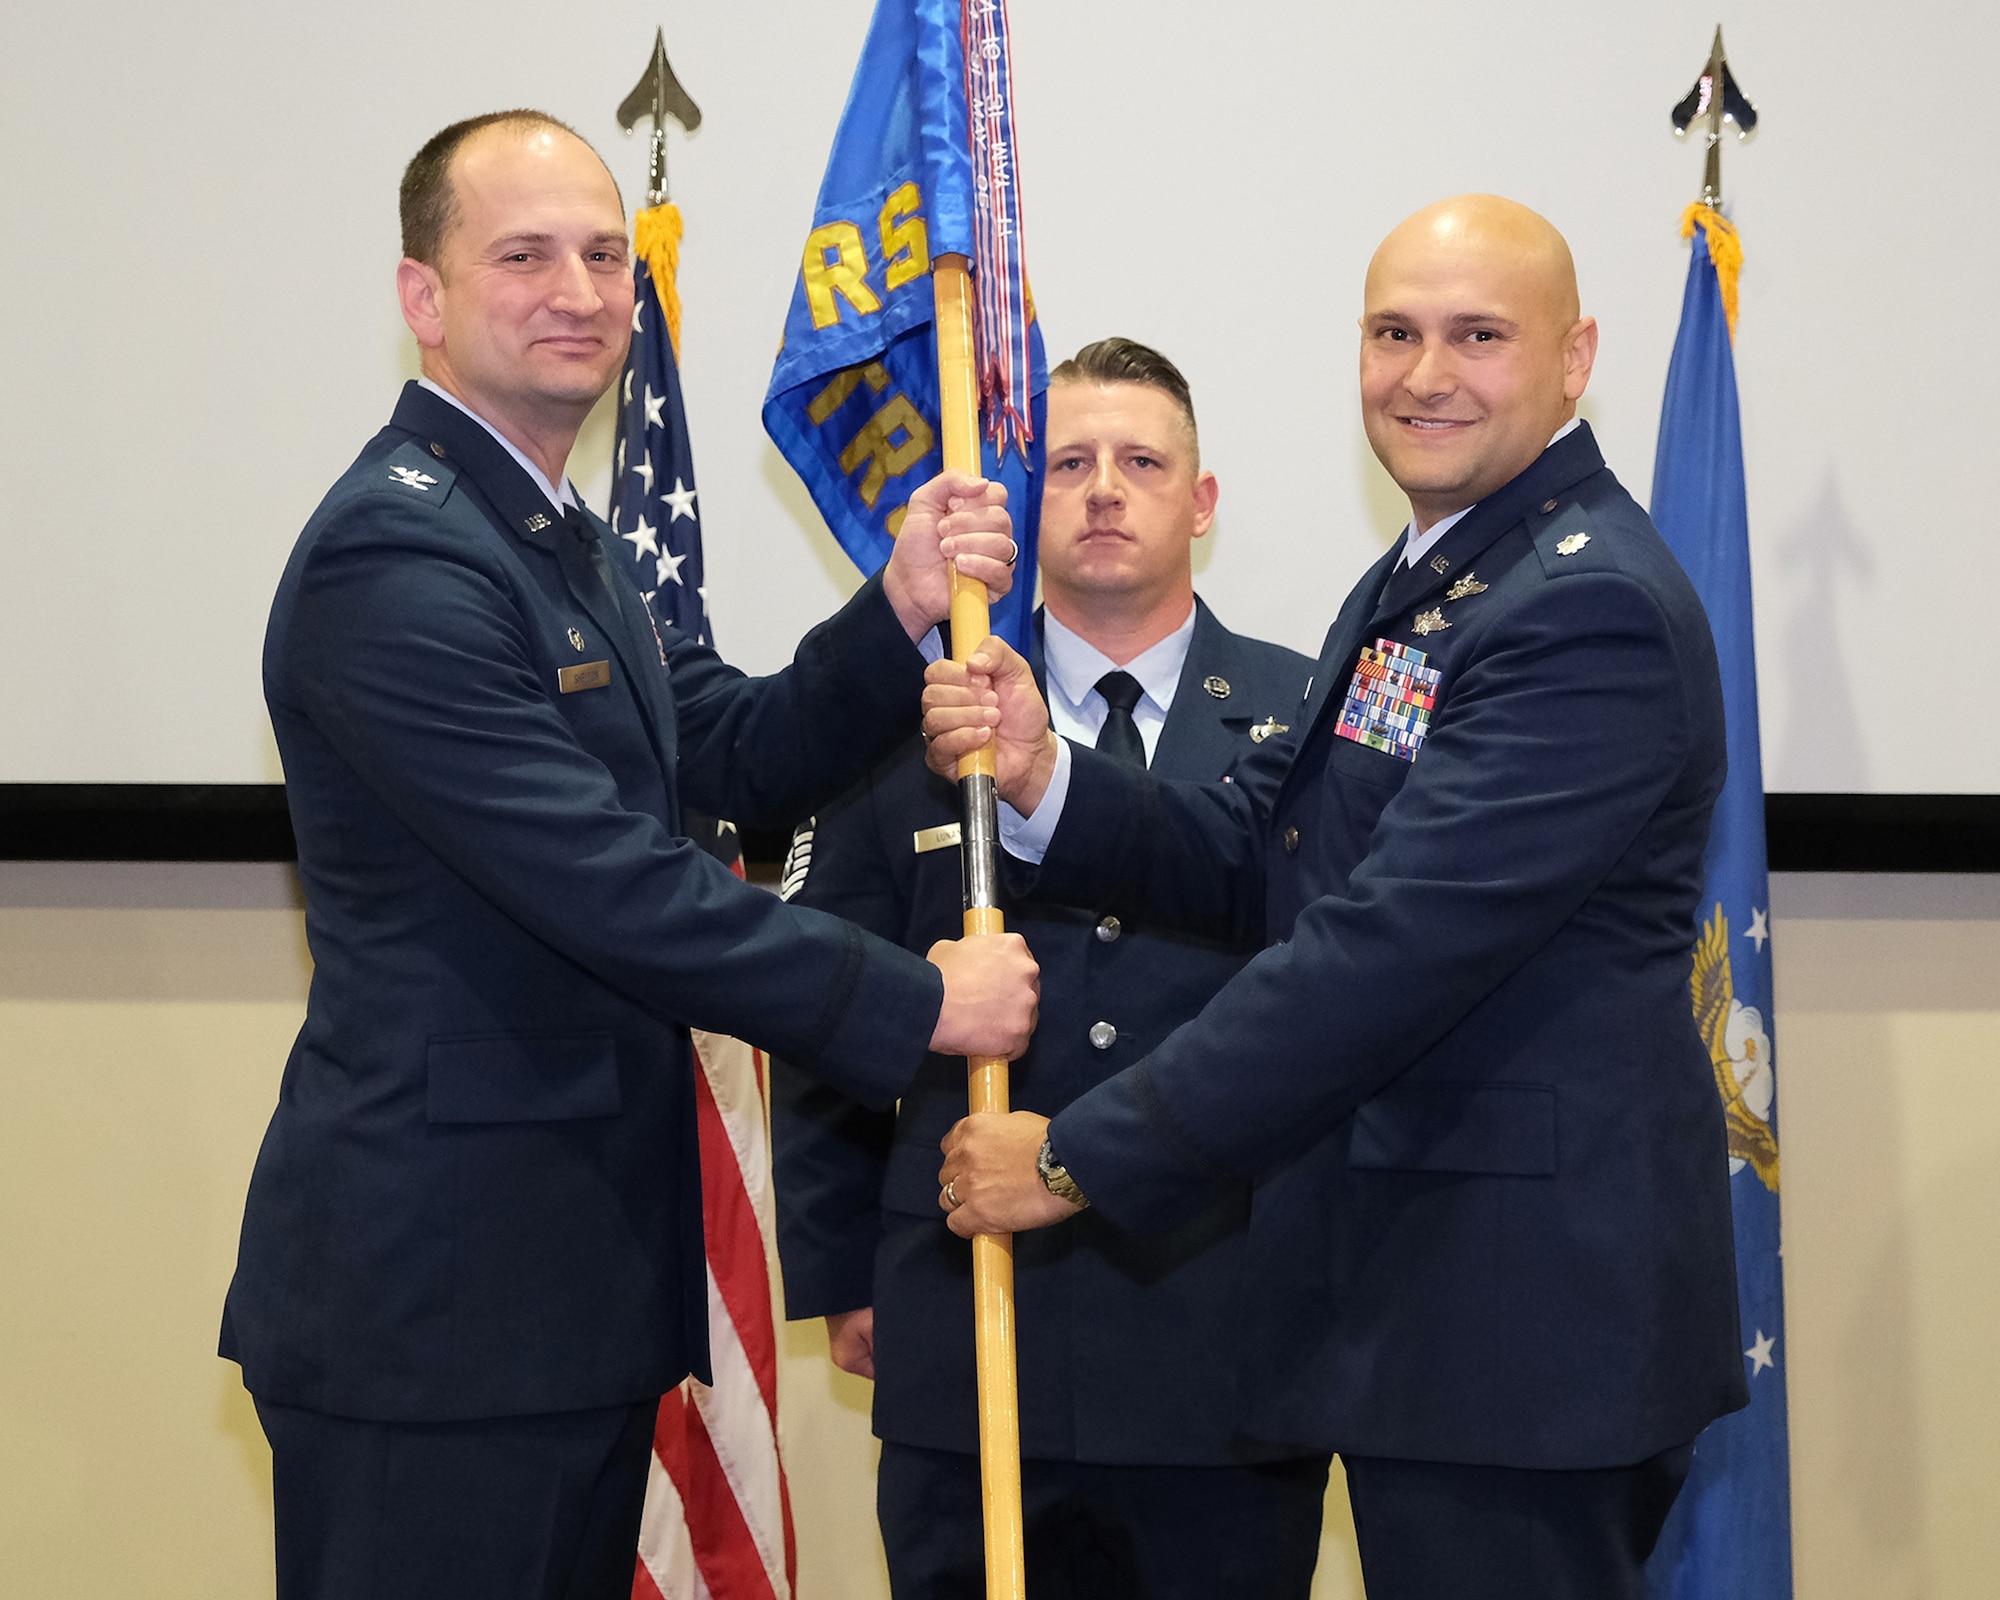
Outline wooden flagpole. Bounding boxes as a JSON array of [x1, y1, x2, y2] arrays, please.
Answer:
[[933, 250, 1028, 1600]]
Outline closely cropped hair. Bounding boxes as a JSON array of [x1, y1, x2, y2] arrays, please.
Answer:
[[1050, 337, 1199, 458], [399, 109, 592, 266]]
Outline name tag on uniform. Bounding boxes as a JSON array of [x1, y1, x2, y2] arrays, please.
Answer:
[[1336, 638, 1441, 761], [559, 660, 612, 694], [913, 823, 961, 854]]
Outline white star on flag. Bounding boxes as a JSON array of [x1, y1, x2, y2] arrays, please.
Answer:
[[663, 478, 699, 522], [644, 386, 665, 429], [1745, 1329, 1776, 1374], [622, 515, 659, 560], [623, 370, 634, 405], [631, 301, 644, 333], [1747, 906, 1770, 953], [632, 456, 655, 495], [656, 547, 688, 586]]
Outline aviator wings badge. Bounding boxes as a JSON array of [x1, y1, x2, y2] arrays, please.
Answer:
[[1411, 608, 1450, 636]]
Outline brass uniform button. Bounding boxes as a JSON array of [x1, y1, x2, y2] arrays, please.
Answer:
[[431, 442, 448, 459], [1282, 826, 1301, 853], [1088, 1021, 1118, 1050], [1094, 915, 1121, 943]]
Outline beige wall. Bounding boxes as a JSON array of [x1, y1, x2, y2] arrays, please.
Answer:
[[2, 863, 1994, 1598]]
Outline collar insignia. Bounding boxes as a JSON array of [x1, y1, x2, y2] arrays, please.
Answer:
[[1429, 553, 1450, 575], [389, 465, 438, 491], [1556, 531, 1592, 557], [1203, 675, 1231, 700], [524, 512, 553, 533], [1444, 572, 1489, 602]]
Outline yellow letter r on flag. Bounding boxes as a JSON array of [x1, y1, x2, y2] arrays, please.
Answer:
[[803, 221, 883, 330]]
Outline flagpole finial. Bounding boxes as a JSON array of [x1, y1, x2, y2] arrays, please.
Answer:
[[617, 25, 702, 208], [1671, 26, 1758, 209]]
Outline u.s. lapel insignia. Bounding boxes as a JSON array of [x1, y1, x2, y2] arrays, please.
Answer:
[[1556, 531, 1591, 556], [1203, 675, 1231, 700], [1411, 607, 1450, 636], [1250, 716, 1291, 744], [1443, 572, 1488, 602], [524, 512, 552, 534], [567, 628, 586, 652], [1429, 553, 1450, 575], [389, 465, 438, 491]]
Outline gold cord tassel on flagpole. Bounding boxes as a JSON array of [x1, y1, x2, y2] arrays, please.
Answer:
[[933, 250, 1028, 1600]]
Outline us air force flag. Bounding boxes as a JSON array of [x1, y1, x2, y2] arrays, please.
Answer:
[[1646, 205, 1794, 1600], [611, 203, 709, 645], [762, 0, 1047, 656]]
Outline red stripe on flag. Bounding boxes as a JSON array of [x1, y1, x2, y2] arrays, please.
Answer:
[[631, 1551, 669, 1600], [677, 1400, 779, 1600], [691, 1058, 781, 1421]]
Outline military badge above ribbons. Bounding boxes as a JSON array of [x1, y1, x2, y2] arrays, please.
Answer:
[[762, 0, 1047, 656]]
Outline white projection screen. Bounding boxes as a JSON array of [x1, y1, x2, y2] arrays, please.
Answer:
[[3, 0, 1994, 796]]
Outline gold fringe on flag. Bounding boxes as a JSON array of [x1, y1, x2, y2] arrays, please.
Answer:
[[635, 202, 686, 361], [1679, 203, 1743, 344]]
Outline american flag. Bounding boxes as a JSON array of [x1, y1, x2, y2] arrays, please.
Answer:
[[612, 202, 709, 645], [636, 1019, 798, 1600], [611, 203, 797, 1600]]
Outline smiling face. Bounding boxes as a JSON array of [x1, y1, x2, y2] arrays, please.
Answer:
[[397, 123, 633, 445], [1359, 195, 1598, 530], [1038, 379, 1217, 633]]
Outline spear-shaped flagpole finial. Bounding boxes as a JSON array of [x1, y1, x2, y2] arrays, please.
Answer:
[[1671, 26, 1758, 209], [617, 25, 703, 207]]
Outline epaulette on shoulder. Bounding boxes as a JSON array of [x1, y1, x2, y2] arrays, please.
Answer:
[[1532, 501, 1611, 578], [367, 439, 463, 508]]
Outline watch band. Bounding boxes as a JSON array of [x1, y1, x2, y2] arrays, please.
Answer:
[[1036, 1137, 1090, 1209]]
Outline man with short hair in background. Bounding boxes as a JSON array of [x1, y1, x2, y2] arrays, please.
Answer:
[[928, 199, 1750, 1600], [773, 338, 1322, 1599], [221, 108, 1038, 1600]]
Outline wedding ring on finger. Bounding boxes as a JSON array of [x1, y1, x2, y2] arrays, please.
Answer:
[[943, 1178, 961, 1209]]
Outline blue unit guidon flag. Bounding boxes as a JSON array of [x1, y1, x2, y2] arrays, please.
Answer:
[[1645, 204, 1793, 1600], [611, 203, 710, 645], [762, 0, 1047, 656], [1336, 639, 1441, 761]]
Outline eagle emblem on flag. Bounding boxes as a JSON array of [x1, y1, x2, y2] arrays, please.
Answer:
[[1691, 904, 1780, 1190]]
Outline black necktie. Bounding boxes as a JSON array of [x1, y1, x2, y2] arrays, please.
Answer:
[[1093, 670, 1147, 769]]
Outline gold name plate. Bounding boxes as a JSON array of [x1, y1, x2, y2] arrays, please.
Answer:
[[559, 660, 612, 694], [913, 823, 962, 855]]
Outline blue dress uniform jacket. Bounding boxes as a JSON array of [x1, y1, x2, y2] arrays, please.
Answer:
[[1027, 427, 1751, 1471], [771, 603, 1311, 1463], [222, 383, 943, 1424]]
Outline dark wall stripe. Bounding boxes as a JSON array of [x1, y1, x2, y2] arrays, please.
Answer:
[[2, 785, 1995, 873], [1764, 793, 1999, 874]]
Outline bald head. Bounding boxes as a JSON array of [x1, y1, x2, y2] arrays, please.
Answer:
[[1368, 195, 1580, 328], [1358, 194, 1598, 529]]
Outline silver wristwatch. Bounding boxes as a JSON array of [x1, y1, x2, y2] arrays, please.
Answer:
[[1036, 1137, 1090, 1209]]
